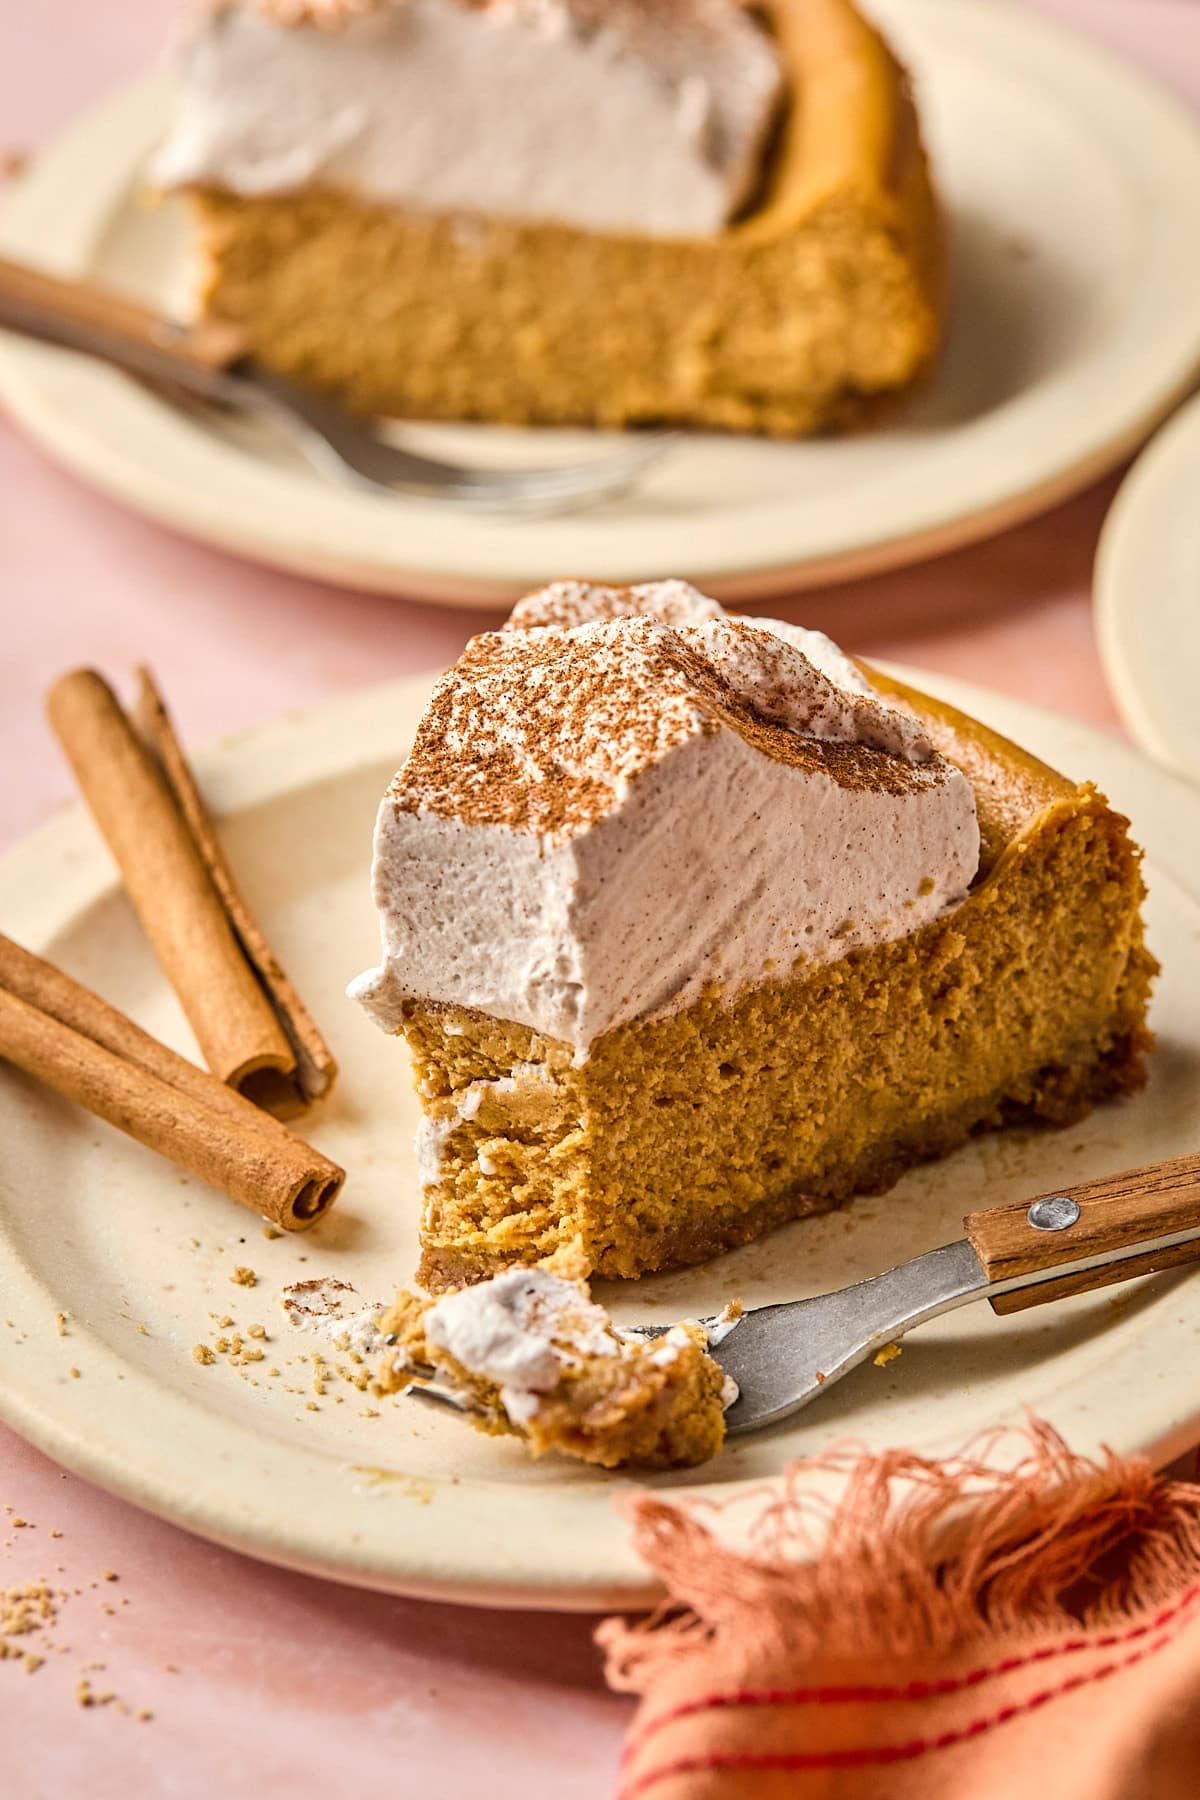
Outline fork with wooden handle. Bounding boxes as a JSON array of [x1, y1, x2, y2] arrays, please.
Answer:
[[401, 1155, 1200, 1435], [649, 1152, 1200, 1434]]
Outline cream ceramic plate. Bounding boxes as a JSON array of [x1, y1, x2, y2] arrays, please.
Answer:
[[1, 668, 1199, 1611], [2, 0, 1200, 605], [1096, 390, 1200, 788]]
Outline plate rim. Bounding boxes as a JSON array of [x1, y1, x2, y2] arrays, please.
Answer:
[[2, 0, 1200, 603], [3, 666, 1200, 1611], [1095, 386, 1200, 788]]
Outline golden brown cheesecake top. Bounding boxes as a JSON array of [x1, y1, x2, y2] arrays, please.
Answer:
[[864, 666, 1082, 881]]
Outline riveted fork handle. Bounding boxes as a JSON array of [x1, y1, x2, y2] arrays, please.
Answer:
[[0, 253, 248, 400], [965, 1150, 1200, 1315]]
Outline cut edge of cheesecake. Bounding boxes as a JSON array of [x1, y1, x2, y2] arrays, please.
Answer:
[[178, 0, 945, 435], [398, 666, 1155, 1290]]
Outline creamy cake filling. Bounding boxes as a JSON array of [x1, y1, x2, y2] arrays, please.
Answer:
[[412, 1061, 556, 1201], [350, 580, 982, 1052], [152, 0, 785, 238]]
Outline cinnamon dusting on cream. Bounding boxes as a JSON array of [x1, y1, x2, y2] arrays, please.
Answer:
[[393, 581, 942, 843], [352, 579, 981, 1049]]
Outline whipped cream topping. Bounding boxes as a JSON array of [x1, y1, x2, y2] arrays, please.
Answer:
[[281, 1277, 388, 1352], [425, 1267, 736, 1426], [424, 1266, 617, 1424], [152, 0, 784, 239], [350, 580, 981, 1052]]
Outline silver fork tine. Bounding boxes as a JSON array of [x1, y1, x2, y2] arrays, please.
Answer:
[[404, 1377, 478, 1417], [708, 1243, 987, 1436], [386, 1351, 482, 1417], [239, 366, 676, 515]]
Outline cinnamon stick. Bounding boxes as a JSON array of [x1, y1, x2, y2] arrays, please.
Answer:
[[0, 933, 343, 1229], [46, 668, 336, 1118], [133, 668, 337, 1112]]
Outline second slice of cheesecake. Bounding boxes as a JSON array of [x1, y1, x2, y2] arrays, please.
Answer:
[[153, 0, 943, 436], [351, 580, 1155, 1288]]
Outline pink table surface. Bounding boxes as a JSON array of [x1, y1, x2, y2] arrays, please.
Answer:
[[2, 2, 1198, 1795]]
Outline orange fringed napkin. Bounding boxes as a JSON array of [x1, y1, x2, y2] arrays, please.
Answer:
[[599, 1423, 1200, 1800]]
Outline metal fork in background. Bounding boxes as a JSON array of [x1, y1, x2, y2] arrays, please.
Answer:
[[0, 254, 675, 516]]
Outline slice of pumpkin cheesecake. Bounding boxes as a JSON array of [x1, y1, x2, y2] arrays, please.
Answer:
[[152, 0, 943, 436], [351, 579, 1155, 1287]]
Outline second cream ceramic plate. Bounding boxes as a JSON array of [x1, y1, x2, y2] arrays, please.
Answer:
[[1, 0, 1200, 604], [1, 668, 1199, 1611], [1096, 389, 1200, 789]]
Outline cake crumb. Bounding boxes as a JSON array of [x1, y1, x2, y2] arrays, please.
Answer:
[[192, 1345, 216, 1365], [873, 1342, 902, 1367], [55, 1312, 69, 1337], [231, 1267, 257, 1287], [0, 1578, 57, 1638], [68, 1368, 80, 1380], [248, 1325, 267, 1340], [262, 1225, 283, 1241], [76, 1677, 116, 1709]]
